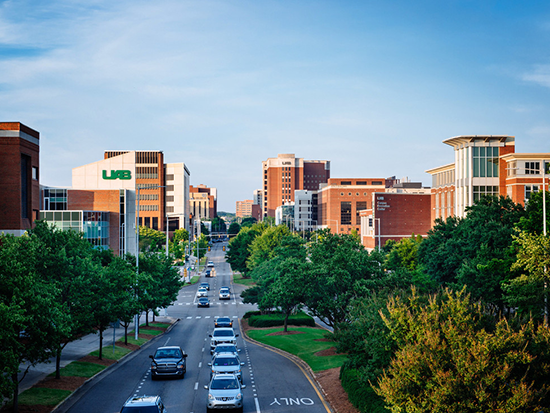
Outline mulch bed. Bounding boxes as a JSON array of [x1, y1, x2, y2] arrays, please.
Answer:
[[314, 338, 332, 342], [266, 330, 306, 336], [315, 347, 343, 357], [34, 376, 88, 391], [137, 334, 155, 340], [116, 342, 141, 351], [79, 355, 117, 367], [316, 367, 360, 413], [140, 325, 166, 331]]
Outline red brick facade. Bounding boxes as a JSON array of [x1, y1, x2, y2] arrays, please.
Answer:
[[0, 122, 40, 233], [68, 189, 122, 255], [318, 178, 386, 234], [361, 193, 432, 250]]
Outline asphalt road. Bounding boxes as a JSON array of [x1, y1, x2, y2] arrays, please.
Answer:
[[59, 242, 330, 413]]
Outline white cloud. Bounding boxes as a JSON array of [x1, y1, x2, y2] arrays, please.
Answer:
[[522, 64, 550, 89]]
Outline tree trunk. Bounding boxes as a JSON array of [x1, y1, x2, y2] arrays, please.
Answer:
[[12, 372, 19, 413], [152, 311, 156, 323], [145, 310, 149, 326], [284, 312, 289, 333], [98, 329, 104, 360], [55, 347, 62, 379], [124, 323, 128, 345]]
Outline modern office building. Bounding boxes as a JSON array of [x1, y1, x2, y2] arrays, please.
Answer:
[[165, 163, 191, 232], [40, 187, 136, 256], [426, 135, 549, 221], [262, 154, 330, 218], [294, 190, 317, 231], [317, 178, 387, 234], [236, 200, 253, 218], [0, 122, 40, 235]]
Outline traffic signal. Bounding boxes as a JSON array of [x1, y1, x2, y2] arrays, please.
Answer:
[[208, 246, 211, 252], [222, 246, 226, 251]]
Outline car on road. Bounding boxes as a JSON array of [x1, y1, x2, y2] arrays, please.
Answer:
[[200, 282, 210, 291], [205, 373, 246, 413], [214, 317, 233, 328], [218, 288, 231, 300], [149, 346, 187, 380], [120, 395, 167, 412], [210, 328, 239, 352], [207, 261, 215, 267], [211, 344, 240, 359], [209, 352, 245, 383], [198, 297, 210, 308], [197, 287, 208, 297], [205, 269, 211, 278]]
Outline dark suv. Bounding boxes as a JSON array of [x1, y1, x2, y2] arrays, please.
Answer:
[[120, 395, 166, 412], [149, 346, 187, 380]]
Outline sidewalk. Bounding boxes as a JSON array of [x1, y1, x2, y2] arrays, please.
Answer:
[[17, 314, 174, 394]]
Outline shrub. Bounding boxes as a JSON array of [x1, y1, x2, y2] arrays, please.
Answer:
[[247, 312, 315, 327], [340, 365, 389, 413]]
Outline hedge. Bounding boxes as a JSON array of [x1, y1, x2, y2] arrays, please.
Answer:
[[247, 312, 315, 328], [340, 365, 389, 413]]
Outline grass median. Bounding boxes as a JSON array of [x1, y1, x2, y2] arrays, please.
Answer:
[[232, 272, 256, 287], [246, 326, 346, 372]]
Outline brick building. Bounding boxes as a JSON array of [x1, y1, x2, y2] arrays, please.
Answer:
[[236, 200, 253, 218], [0, 122, 40, 235], [262, 154, 330, 218], [426, 135, 549, 220], [190, 184, 217, 220], [360, 192, 432, 251], [317, 178, 387, 234]]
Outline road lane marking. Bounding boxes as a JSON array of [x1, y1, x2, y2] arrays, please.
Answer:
[[186, 316, 192, 319], [199, 362, 202, 368], [255, 397, 261, 413], [194, 382, 199, 390]]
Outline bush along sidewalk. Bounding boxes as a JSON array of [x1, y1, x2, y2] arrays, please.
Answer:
[[1, 322, 173, 413]]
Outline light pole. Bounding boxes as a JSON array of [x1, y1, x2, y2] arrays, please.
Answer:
[[375, 218, 381, 250], [326, 219, 339, 234]]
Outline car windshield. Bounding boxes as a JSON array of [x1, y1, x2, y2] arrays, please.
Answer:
[[199, 298, 208, 302], [210, 378, 239, 390], [121, 407, 159, 413], [214, 345, 237, 353], [154, 349, 182, 358], [217, 318, 230, 323], [220, 289, 229, 293], [214, 330, 234, 337], [213, 357, 238, 366]]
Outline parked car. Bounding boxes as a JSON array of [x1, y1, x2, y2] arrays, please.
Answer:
[[210, 328, 239, 352], [197, 287, 208, 297], [211, 344, 240, 359], [120, 395, 167, 412], [198, 297, 210, 308], [214, 317, 233, 328], [209, 352, 245, 383], [205, 373, 245, 413], [149, 346, 187, 380], [200, 282, 210, 291], [219, 288, 230, 300]]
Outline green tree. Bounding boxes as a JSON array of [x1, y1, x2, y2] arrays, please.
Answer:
[[418, 196, 526, 310], [169, 228, 189, 260], [241, 217, 257, 227], [139, 226, 165, 252], [303, 231, 384, 330], [517, 190, 550, 235], [246, 225, 291, 271], [503, 231, 550, 321], [385, 234, 423, 271], [228, 222, 241, 236], [0, 233, 68, 411], [28, 221, 100, 379], [226, 223, 265, 276], [376, 289, 550, 413]]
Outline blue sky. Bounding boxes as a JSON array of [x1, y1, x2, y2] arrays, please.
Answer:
[[1, 0, 549, 211]]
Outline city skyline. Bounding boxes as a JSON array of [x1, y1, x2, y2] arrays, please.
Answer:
[[1, 1, 549, 211]]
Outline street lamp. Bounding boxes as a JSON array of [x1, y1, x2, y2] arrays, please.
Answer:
[[326, 219, 339, 234]]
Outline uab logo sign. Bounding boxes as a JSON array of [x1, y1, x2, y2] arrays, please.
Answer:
[[102, 170, 131, 180]]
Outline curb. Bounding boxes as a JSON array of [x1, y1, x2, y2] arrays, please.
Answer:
[[239, 319, 334, 413], [51, 318, 179, 413]]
